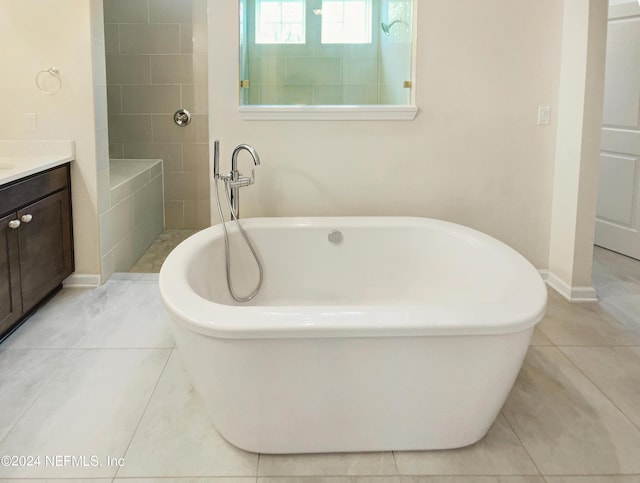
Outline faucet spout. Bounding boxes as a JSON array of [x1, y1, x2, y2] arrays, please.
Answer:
[[229, 144, 261, 218], [231, 144, 261, 172]]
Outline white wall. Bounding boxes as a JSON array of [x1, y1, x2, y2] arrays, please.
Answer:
[[210, 0, 564, 270], [0, 0, 103, 279], [548, 0, 608, 299]]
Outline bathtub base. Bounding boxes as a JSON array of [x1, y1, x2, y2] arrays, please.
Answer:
[[171, 320, 532, 454]]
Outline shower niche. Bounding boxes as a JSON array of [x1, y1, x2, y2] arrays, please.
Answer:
[[238, 0, 416, 119]]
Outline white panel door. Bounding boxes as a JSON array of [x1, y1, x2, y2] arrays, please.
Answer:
[[595, 1, 640, 260]]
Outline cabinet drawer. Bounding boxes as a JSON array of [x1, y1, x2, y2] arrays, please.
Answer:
[[0, 164, 70, 217]]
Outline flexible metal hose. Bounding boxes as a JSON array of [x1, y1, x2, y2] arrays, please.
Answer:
[[213, 176, 263, 303]]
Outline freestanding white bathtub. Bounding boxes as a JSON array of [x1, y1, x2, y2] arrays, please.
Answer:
[[159, 217, 547, 454]]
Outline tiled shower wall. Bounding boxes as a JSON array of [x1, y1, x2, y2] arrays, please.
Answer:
[[104, 0, 210, 229]]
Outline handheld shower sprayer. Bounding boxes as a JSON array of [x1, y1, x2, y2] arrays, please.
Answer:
[[212, 140, 264, 303], [213, 139, 220, 180]]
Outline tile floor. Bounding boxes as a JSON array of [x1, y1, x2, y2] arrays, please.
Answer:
[[0, 247, 639, 482]]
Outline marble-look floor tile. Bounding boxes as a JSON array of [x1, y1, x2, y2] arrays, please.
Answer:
[[110, 272, 160, 282], [258, 452, 397, 477], [503, 347, 640, 475], [560, 346, 640, 428], [545, 477, 640, 483], [598, 295, 640, 329], [77, 282, 174, 349], [537, 289, 640, 346], [591, 260, 640, 296], [530, 327, 553, 346], [398, 477, 545, 483], [116, 479, 256, 482], [0, 348, 69, 442], [118, 350, 258, 478], [0, 348, 170, 478], [3, 282, 131, 349], [393, 413, 538, 476], [1, 479, 113, 482], [593, 246, 640, 283], [593, 275, 640, 298], [259, 478, 401, 483]]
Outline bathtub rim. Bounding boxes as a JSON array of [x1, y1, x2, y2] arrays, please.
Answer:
[[159, 216, 548, 340]]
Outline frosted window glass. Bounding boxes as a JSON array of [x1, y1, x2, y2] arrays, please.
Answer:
[[322, 3, 343, 22], [282, 2, 303, 18], [321, 0, 371, 44], [256, 0, 306, 44]]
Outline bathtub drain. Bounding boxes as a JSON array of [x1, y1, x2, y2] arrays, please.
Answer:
[[328, 230, 343, 244]]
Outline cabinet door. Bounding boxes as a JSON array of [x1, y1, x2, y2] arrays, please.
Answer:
[[18, 189, 73, 313], [0, 213, 22, 337]]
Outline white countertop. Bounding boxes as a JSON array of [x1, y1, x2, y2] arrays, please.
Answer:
[[0, 141, 74, 186]]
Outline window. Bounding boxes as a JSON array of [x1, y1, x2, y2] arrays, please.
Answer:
[[321, 0, 372, 44], [240, 0, 417, 118], [255, 0, 306, 44]]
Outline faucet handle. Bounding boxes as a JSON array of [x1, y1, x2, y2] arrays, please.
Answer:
[[228, 169, 256, 188]]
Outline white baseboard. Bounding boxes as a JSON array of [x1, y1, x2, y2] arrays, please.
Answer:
[[62, 273, 101, 288], [540, 270, 598, 302], [62, 270, 598, 301], [537, 269, 549, 282]]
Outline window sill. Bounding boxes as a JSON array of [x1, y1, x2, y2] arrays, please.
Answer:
[[238, 105, 418, 121]]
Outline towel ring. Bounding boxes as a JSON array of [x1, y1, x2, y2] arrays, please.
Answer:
[[36, 67, 62, 95]]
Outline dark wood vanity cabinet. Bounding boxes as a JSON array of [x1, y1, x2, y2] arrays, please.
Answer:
[[0, 164, 74, 340]]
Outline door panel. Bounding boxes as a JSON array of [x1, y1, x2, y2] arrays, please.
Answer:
[[0, 213, 22, 336], [597, 154, 637, 225], [18, 190, 73, 313], [596, 4, 640, 260], [602, 18, 640, 128]]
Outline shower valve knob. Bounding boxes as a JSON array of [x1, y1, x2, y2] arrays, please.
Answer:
[[173, 109, 192, 127]]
